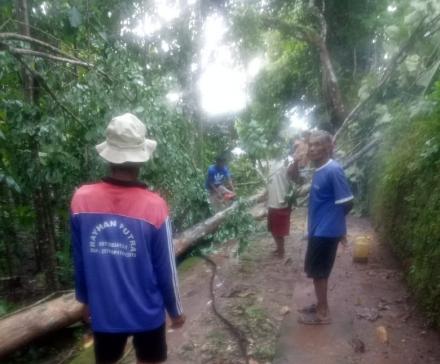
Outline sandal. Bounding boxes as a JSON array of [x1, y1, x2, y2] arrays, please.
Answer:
[[298, 312, 332, 325], [271, 250, 285, 258], [297, 304, 317, 314]]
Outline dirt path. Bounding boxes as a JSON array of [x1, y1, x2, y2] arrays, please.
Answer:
[[275, 210, 440, 364], [118, 208, 440, 364]]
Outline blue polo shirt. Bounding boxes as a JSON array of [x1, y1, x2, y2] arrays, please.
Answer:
[[308, 159, 353, 238], [205, 165, 231, 191]]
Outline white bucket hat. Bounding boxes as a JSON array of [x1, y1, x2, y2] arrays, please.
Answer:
[[95, 113, 157, 164]]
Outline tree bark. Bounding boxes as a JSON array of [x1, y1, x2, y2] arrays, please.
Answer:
[[174, 191, 266, 255], [318, 40, 346, 130], [263, 5, 347, 130], [0, 293, 81, 358]]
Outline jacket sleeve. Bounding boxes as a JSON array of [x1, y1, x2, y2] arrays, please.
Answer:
[[152, 217, 183, 318], [70, 214, 88, 304]]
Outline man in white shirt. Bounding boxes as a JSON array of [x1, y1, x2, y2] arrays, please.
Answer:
[[267, 157, 300, 258]]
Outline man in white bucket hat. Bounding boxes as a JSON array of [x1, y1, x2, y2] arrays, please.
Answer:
[[95, 113, 158, 164], [70, 113, 185, 364]]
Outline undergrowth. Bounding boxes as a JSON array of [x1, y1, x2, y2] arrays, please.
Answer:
[[372, 82, 440, 326]]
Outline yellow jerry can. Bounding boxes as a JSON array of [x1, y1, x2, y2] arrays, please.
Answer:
[[353, 235, 371, 263]]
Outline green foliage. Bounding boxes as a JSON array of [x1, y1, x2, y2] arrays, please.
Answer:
[[0, 298, 15, 317], [229, 155, 263, 197], [232, 3, 320, 161], [191, 202, 259, 258], [213, 203, 258, 255], [0, 0, 234, 286], [372, 82, 440, 326], [209, 204, 256, 254]]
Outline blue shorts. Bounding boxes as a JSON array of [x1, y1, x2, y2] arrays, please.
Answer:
[[304, 236, 340, 279]]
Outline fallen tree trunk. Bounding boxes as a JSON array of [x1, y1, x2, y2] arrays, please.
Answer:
[[0, 190, 266, 358], [0, 293, 82, 358], [174, 190, 266, 255]]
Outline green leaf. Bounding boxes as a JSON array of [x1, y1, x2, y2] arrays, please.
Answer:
[[5, 176, 21, 193], [68, 7, 82, 28]]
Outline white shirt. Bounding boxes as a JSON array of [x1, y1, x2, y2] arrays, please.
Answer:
[[267, 159, 291, 209]]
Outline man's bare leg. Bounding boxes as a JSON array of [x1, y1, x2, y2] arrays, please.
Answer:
[[273, 237, 285, 258], [313, 278, 330, 319]]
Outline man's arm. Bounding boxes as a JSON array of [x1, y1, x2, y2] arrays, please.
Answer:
[[152, 217, 185, 327], [331, 166, 354, 246], [332, 166, 354, 208], [287, 160, 302, 184], [339, 200, 353, 248], [226, 177, 234, 191], [209, 182, 219, 192], [342, 200, 353, 215], [224, 167, 234, 191], [206, 167, 219, 193], [70, 214, 90, 321]]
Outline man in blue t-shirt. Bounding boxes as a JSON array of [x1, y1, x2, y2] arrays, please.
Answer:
[[298, 130, 353, 325], [205, 154, 235, 212]]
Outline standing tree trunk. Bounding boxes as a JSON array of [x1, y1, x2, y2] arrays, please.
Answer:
[[0, 184, 16, 278], [264, 0, 347, 131], [313, 0, 346, 131], [15, 0, 59, 290], [318, 40, 346, 130]]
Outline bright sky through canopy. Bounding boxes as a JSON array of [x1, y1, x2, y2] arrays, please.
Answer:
[[198, 14, 266, 115], [285, 105, 312, 134], [126, 2, 265, 116]]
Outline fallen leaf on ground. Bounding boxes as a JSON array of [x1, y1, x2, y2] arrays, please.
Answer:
[[376, 325, 389, 344], [356, 307, 381, 321], [377, 301, 391, 311], [238, 291, 254, 298]]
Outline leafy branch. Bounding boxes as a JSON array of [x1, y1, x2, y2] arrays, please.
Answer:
[[1, 41, 85, 128], [334, 14, 440, 141], [0, 32, 82, 61], [0, 32, 111, 81]]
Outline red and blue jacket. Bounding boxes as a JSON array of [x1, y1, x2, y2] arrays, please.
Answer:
[[70, 177, 183, 333]]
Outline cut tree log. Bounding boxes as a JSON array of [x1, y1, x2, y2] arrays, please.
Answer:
[[0, 190, 266, 358], [0, 293, 82, 358]]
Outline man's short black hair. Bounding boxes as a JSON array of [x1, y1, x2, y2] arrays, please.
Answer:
[[215, 153, 227, 162], [109, 162, 143, 172], [311, 130, 333, 146]]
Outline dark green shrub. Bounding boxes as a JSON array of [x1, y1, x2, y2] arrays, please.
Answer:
[[372, 83, 440, 326]]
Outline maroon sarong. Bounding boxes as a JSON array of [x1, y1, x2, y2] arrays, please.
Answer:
[[267, 207, 291, 237]]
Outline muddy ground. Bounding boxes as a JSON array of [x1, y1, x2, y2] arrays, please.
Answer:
[[5, 207, 440, 364], [114, 207, 440, 364]]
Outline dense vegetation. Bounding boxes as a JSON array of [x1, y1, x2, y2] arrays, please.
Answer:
[[0, 0, 440, 327], [372, 82, 440, 326]]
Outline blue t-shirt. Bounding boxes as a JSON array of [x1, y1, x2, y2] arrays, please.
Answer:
[[308, 159, 353, 238], [205, 165, 231, 190]]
